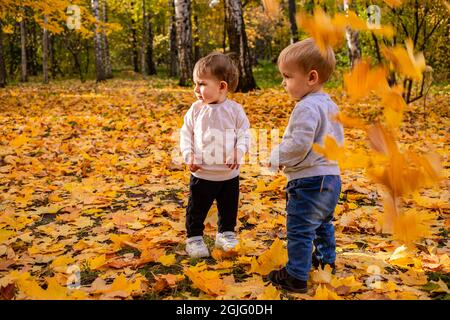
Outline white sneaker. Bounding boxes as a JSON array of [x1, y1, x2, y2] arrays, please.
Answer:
[[215, 231, 239, 251], [186, 236, 210, 258]]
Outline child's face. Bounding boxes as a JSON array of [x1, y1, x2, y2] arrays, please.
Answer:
[[279, 62, 319, 101], [193, 73, 227, 104]]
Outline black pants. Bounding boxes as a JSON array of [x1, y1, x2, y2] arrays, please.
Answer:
[[186, 175, 240, 238]]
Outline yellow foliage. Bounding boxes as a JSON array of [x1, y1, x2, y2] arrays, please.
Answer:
[[250, 238, 288, 275], [185, 264, 226, 296], [313, 285, 342, 300], [382, 39, 426, 81], [296, 7, 345, 56]]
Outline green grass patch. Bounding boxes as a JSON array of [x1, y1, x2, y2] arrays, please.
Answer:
[[253, 60, 283, 89]]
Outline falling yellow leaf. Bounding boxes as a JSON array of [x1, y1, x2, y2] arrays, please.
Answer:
[[312, 135, 345, 163], [382, 86, 407, 128], [382, 39, 426, 80], [333, 112, 366, 130], [392, 209, 434, 243], [296, 7, 345, 56], [343, 59, 389, 101], [261, 0, 280, 18]]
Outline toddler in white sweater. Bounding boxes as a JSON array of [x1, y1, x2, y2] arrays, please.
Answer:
[[180, 52, 250, 258]]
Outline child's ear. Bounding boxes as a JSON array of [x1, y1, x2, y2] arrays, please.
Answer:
[[308, 70, 319, 84], [220, 81, 228, 91]]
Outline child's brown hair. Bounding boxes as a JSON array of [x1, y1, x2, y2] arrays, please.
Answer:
[[278, 38, 336, 84], [193, 52, 239, 92]]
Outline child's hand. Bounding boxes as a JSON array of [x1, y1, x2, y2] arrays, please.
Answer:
[[187, 154, 201, 172], [266, 162, 284, 171], [226, 149, 243, 170]]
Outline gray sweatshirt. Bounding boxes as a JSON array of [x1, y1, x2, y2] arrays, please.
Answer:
[[270, 91, 344, 182]]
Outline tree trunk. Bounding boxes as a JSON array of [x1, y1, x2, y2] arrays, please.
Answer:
[[102, 0, 113, 78], [141, 0, 147, 76], [193, 7, 200, 62], [288, 0, 298, 43], [0, 19, 6, 87], [345, 28, 361, 68], [344, 0, 361, 68], [224, 0, 257, 92], [174, 0, 193, 86], [29, 18, 38, 76], [131, 18, 139, 73], [43, 15, 49, 84], [146, 11, 156, 75], [168, 0, 178, 77], [48, 34, 56, 78], [20, 10, 28, 82], [92, 0, 106, 81]]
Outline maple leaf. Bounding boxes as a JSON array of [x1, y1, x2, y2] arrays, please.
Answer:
[[0, 229, 15, 243], [343, 59, 389, 101], [366, 124, 442, 199], [296, 7, 345, 56], [257, 284, 281, 300], [158, 254, 176, 266], [382, 39, 426, 80], [398, 269, 428, 286], [88, 254, 107, 270], [388, 245, 419, 268], [250, 238, 287, 275], [184, 263, 226, 296], [333, 112, 366, 130], [330, 276, 363, 295], [313, 284, 342, 300], [312, 135, 345, 163], [392, 209, 434, 243], [153, 274, 185, 292], [382, 86, 407, 128], [383, 0, 403, 7], [310, 264, 333, 284], [261, 0, 280, 18]]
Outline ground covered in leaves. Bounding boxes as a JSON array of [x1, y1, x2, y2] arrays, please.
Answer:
[[0, 79, 448, 300]]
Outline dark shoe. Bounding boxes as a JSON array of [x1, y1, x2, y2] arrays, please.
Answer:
[[312, 254, 336, 274], [267, 267, 308, 293]]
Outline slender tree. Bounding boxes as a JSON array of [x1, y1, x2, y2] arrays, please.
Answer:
[[288, 0, 298, 43], [146, 9, 156, 75], [20, 8, 28, 82], [344, 0, 361, 68], [92, 0, 106, 81], [174, 0, 194, 86], [0, 19, 6, 87], [102, 0, 113, 78], [168, 0, 178, 77], [141, 0, 147, 76], [43, 15, 49, 83], [224, 0, 256, 92]]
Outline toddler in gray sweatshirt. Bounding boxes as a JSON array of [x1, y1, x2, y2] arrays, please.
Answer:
[[267, 38, 344, 294]]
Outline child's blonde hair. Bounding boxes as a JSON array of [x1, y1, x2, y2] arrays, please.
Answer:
[[278, 38, 336, 84], [193, 52, 239, 92]]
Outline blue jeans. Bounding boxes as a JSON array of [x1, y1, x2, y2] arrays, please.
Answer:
[[285, 175, 341, 281]]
